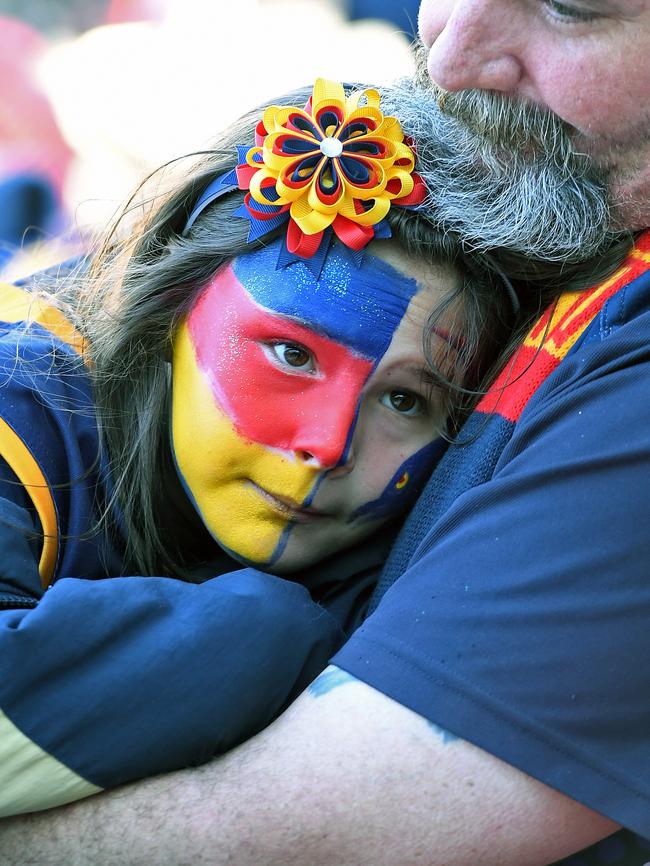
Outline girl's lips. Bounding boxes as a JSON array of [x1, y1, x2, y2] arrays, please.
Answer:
[[247, 481, 332, 523]]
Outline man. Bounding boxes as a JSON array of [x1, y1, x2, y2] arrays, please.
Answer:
[[1, 2, 650, 864]]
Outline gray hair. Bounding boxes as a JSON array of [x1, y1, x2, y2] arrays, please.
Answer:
[[382, 44, 626, 266]]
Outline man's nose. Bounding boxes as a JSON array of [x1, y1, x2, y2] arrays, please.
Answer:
[[420, 0, 523, 93]]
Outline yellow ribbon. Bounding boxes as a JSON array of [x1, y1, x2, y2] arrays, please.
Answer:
[[246, 78, 419, 237]]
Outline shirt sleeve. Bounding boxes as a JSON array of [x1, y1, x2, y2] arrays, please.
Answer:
[[334, 309, 650, 839], [0, 487, 344, 816]]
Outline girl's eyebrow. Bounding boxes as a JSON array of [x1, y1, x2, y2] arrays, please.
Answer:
[[420, 368, 441, 390], [386, 363, 440, 392]]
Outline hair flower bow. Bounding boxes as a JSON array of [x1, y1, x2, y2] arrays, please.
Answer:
[[185, 78, 427, 274]]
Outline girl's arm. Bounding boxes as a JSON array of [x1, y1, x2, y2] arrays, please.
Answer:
[[0, 492, 344, 817]]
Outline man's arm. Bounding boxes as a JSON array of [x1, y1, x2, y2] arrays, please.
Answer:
[[0, 665, 617, 866]]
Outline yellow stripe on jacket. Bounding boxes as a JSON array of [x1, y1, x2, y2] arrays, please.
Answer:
[[0, 282, 85, 587], [0, 281, 86, 356], [0, 417, 58, 587]]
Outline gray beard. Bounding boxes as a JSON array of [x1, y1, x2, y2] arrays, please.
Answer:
[[379, 46, 620, 263]]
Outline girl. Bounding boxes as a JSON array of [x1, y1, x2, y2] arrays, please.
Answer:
[[0, 79, 508, 816]]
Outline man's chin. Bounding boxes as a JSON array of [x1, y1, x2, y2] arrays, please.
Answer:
[[609, 174, 650, 231], [579, 137, 650, 230]]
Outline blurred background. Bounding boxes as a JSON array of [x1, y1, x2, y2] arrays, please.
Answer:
[[0, 0, 419, 279]]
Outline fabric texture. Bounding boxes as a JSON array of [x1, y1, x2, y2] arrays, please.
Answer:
[[335, 232, 650, 856]]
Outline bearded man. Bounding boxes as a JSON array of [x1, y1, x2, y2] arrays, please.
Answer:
[[2, 2, 650, 865]]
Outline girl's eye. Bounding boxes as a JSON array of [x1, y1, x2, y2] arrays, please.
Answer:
[[270, 342, 315, 372], [543, 0, 599, 22], [381, 390, 425, 417]]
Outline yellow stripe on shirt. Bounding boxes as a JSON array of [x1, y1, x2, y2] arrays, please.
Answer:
[[0, 709, 102, 817]]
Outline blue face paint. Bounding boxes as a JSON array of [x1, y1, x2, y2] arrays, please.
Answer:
[[350, 437, 447, 522], [230, 238, 419, 361]]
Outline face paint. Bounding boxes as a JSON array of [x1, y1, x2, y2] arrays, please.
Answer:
[[186, 263, 375, 467], [349, 437, 447, 522], [172, 323, 322, 564], [171, 238, 457, 571], [229, 241, 418, 359]]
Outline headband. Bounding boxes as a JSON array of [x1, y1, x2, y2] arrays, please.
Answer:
[[184, 78, 427, 275]]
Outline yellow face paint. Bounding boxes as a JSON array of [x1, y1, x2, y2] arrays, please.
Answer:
[[171, 320, 320, 565], [395, 472, 410, 491]]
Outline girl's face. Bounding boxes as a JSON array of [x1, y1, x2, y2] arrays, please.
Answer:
[[171, 238, 458, 573]]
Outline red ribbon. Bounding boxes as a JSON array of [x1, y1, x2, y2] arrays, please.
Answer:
[[286, 221, 324, 257], [332, 216, 374, 251]]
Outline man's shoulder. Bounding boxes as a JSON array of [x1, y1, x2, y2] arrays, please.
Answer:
[[529, 261, 650, 417], [578, 245, 650, 350]]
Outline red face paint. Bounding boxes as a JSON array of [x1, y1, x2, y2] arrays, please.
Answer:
[[187, 265, 374, 469]]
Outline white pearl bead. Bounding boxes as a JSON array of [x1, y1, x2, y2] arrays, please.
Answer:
[[319, 137, 343, 158]]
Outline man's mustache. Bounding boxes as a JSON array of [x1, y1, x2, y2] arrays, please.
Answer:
[[412, 39, 582, 165], [376, 51, 617, 264], [433, 87, 577, 158]]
